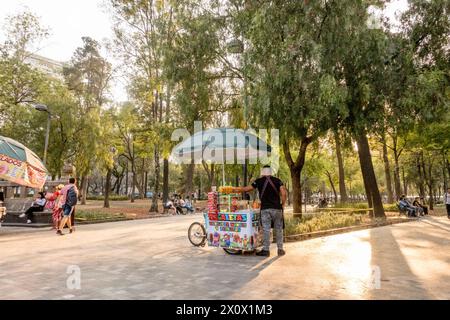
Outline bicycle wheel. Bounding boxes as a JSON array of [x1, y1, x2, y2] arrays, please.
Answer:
[[223, 248, 242, 255], [188, 222, 206, 247]]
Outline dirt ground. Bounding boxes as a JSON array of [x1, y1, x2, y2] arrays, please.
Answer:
[[77, 199, 210, 219], [77, 199, 447, 220]]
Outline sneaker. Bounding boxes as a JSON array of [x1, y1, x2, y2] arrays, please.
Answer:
[[56, 230, 64, 236], [278, 249, 286, 256], [19, 213, 26, 219], [27, 220, 32, 224], [256, 250, 270, 257]]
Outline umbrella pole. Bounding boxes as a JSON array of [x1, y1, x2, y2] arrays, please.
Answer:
[[222, 164, 226, 186]]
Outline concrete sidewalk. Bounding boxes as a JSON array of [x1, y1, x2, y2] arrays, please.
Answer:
[[0, 215, 449, 300]]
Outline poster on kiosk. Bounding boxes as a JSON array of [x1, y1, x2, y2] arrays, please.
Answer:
[[206, 189, 260, 251]]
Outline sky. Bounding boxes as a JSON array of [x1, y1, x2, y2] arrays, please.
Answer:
[[0, 0, 409, 103], [0, 0, 128, 101]]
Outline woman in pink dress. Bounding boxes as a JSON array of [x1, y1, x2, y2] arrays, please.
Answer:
[[45, 185, 64, 230]]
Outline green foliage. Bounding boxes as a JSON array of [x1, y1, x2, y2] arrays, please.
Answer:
[[285, 213, 364, 236], [330, 203, 370, 210], [86, 195, 129, 201], [75, 210, 126, 221]]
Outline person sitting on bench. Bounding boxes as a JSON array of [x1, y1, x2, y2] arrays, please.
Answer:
[[19, 192, 47, 224], [181, 196, 195, 213], [413, 197, 427, 216], [399, 195, 417, 217]]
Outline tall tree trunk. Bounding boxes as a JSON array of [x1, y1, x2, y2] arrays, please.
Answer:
[[116, 175, 122, 195], [402, 167, 407, 196], [325, 171, 338, 204], [425, 158, 434, 210], [140, 158, 145, 199], [125, 161, 129, 198], [382, 135, 394, 203], [104, 168, 112, 209], [417, 153, 426, 199], [446, 157, 450, 182], [144, 171, 148, 198], [203, 162, 216, 191], [150, 148, 160, 213], [290, 166, 302, 216], [335, 132, 348, 203], [162, 158, 169, 210], [80, 176, 88, 205], [284, 137, 310, 218], [185, 162, 195, 197], [354, 133, 385, 218], [442, 153, 448, 191], [131, 159, 136, 204], [393, 154, 402, 200]]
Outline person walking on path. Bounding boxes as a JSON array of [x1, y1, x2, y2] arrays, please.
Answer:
[[46, 184, 64, 230], [446, 188, 450, 219], [57, 178, 79, 236], [234, 165, 287, 257]]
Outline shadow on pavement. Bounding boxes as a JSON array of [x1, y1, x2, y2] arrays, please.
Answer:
[[369, 224, 432, 300]]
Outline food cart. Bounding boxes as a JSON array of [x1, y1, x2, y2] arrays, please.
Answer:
[[188, 187, 263, 255], [173, 128, 272, 255]]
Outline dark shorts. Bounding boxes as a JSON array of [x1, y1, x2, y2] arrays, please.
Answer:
[[63, 204, 73, 217]]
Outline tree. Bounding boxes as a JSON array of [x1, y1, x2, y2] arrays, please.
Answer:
[[63, 37, 112, 204], [235, 1, 348, 216], [110, 0, 179, 213], [0, 11, 49, 122], [164, 1, 224, 197]]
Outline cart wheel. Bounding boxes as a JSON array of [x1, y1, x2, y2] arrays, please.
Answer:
[[188, 222, 206, 247], [223, 248, 242, 255]]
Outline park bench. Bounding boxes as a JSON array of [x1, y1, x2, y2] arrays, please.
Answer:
[[397, 203, 409, 217], [1, 198, 52, 227], [0, 203, 5, 222]]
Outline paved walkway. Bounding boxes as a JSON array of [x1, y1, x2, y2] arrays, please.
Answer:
[[0, 215, 449, 300]]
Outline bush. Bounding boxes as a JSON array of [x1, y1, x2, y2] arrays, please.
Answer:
[[86, 195, 129, 201], [76, 210, 126, 221], [383, 204, 399, 212], [330, 202, 369, 209], [285, 212, 364, 236], [331, 202, 400, 212]]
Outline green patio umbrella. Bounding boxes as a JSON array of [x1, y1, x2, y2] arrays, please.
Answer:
[[170, 128, 272, 184]]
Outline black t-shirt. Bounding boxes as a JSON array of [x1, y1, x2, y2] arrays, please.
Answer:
[[252, 176, 284, 210]]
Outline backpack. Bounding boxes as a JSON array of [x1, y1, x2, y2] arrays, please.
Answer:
[[66, 187, 78, 207]]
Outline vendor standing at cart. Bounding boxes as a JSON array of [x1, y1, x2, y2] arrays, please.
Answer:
[[233, 165, 287, 257]]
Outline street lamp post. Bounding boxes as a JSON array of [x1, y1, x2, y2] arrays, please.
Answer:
[[227, 38, 249, 192]]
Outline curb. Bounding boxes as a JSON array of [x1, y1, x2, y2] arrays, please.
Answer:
[[285, 218, 415, 242], [75, 214, 170, 225]]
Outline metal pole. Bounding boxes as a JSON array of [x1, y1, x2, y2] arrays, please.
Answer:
[[43, 112, 51, 166], [243, 44, 249, 191]]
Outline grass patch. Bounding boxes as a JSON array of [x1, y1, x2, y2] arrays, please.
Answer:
[[330, 202, 400, 212], [330, 202, 369, 209], [86, 195, 129, 201], [75, 210, 127, 222], [285, 212, 365, 236]]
